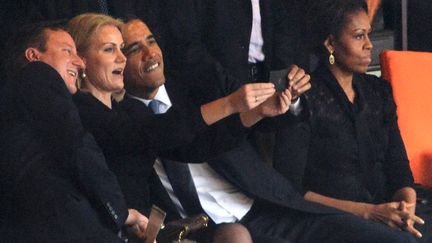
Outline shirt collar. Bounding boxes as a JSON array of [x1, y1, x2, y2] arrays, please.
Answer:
[[127, 85, 172, 109]]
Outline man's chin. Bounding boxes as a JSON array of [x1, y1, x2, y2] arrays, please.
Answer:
[[144, 75, 165, 88], [64, 80, 78, 94], [67, 86, 78, 94]]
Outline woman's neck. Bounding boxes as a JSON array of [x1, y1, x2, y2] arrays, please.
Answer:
[[81, 82, 112, 109], [328, 64, 355, 103]]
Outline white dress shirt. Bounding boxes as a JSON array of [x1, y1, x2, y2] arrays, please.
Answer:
[[248, 0, 265, 63]]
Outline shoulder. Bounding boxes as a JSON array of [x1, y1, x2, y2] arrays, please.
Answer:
[[304, 68, 331, 100], [119, 96, 152, 118], [72, 92, 114, 126], [119, 96, 143, 110], [73, 92, 105, 112], [19, 61, 70, 96], [359, 73, 393, 98]]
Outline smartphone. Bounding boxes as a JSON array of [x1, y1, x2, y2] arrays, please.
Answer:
[[269, 68, 289, 92]]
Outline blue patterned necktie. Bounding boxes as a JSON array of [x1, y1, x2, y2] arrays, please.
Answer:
[[149, 99, 161, 114]]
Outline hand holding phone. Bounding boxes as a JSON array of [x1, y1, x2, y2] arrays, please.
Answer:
[[269, 68, 290, 92]]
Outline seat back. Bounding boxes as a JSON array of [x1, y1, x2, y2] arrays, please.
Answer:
[[380, 50, 432, 187]]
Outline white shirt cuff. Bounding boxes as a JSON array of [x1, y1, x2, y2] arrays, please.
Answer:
[[289, 97, 303, 116]]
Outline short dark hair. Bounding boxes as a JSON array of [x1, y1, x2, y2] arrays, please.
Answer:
[[4, 20, 67, 81], [306, 0, 368, 57]]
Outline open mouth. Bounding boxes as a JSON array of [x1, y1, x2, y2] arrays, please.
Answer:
[[112, 68, 124, 76]]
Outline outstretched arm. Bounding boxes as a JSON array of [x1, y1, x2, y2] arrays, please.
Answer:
[[240, 89, 292, 127], [200, 83, 276, 125]]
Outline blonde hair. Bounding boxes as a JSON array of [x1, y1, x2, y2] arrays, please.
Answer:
[[68, 13, 124, 55]]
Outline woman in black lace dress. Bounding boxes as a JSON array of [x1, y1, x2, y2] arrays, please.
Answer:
[[274, 0, 431, 241]]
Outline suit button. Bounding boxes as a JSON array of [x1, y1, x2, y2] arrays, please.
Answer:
[[107, 202, 112, 208]]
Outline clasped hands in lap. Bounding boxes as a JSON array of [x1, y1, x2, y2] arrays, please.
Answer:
[[363, 201, 424, 238]]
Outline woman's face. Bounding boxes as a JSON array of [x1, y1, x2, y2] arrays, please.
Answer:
[[83, 25, 126, 93], [328, 10, 373, 74]]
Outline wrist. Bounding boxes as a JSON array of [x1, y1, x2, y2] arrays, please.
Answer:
[[224, 94, 237, 115], [256, 106, 266, 119], [355, 202, 372, 219], [239, 108, 263, 128], [392, 187, 417, 204], [255, 104, 267, 119], [125, 209, 135, 225]]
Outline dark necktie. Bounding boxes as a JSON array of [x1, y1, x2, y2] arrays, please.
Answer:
[[149, 99, 204, 216], [97, 0, 109, 14]]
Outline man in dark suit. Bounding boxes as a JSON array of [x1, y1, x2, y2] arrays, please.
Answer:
[[119, 19, 417, 242], [0, 22, 148, 242], [162, 0, 307, 101], [158, 0, 314, 164]]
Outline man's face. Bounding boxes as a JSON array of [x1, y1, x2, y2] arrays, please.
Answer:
[[37, 30, 85, 94], [122, 20, 165, 98]]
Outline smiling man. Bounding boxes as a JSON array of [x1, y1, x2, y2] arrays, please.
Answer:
[[122, 19, 166, 101], [0, 21, 149, 242]]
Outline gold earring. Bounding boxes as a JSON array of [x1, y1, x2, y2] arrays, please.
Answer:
[[329, 50, 335, 65]]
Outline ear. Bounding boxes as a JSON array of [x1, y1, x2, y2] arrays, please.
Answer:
[[24, 48, 41, 62], [323, 35, 335, 54], [81, 56, 88, 67]]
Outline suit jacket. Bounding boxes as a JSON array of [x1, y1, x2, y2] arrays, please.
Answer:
[[0, 62, 127, 242], [163, 0, 303, 103]]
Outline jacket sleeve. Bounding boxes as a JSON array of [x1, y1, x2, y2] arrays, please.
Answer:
[[75, 95, 208, 157], [160, 114, 247, 163]]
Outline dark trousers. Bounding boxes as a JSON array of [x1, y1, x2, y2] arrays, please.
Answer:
[[240, 201, 417, 243]]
